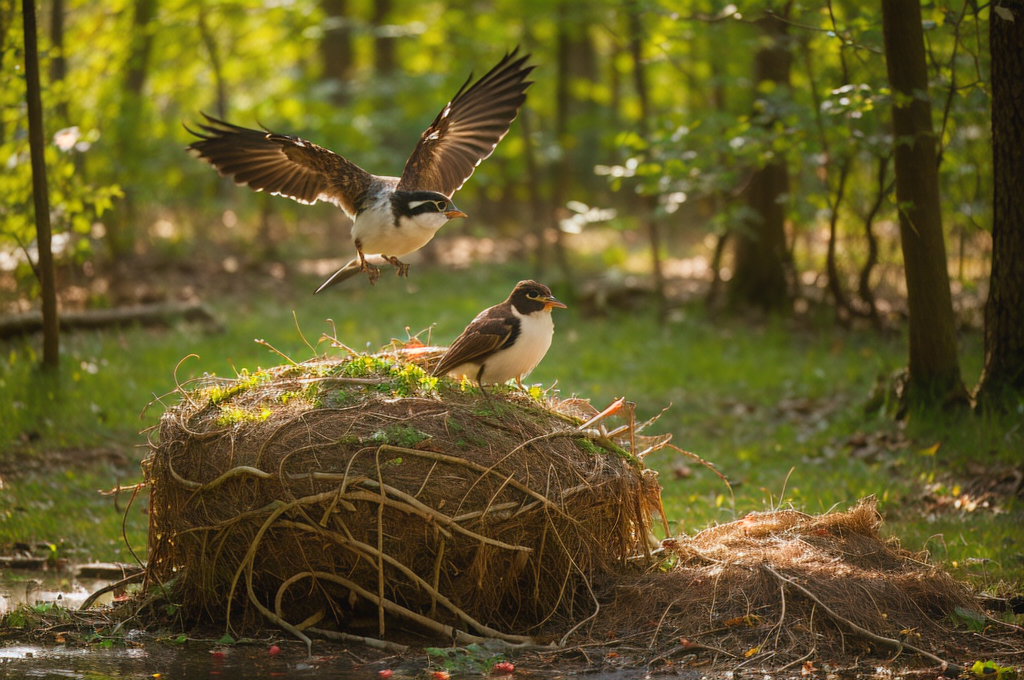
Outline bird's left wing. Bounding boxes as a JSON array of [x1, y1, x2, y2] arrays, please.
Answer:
[[432, 312, 515, 377], [397, 48, 533, 197], [187, 114, 373, 218]]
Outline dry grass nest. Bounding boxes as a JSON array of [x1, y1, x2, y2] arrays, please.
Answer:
[[142, 341, 669, 651]]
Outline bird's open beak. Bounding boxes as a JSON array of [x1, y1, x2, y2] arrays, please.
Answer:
[[544, 296, 567, 310], [444, 209, 468, 219]]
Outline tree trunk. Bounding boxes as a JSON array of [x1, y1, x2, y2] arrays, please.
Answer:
[[0, 0, 13, 144], [48, 0, 67, 122], [627, 0, 666, 318], [880, 0, 968, 407], [108, 0, 158, 261], [372, 0, 395, 76], [548, 1, 575, 293], [728, 9, 792, 313], [197, 1, 227, 118], [976, 1, 1024, 407], [23, 0, 60, 369], [320, 0, 355, 103]]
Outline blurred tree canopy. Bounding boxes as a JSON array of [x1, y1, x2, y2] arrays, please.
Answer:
[[2, 0, 1006, 402]]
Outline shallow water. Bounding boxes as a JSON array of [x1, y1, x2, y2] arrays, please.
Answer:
[[0, 643, 361, 679]]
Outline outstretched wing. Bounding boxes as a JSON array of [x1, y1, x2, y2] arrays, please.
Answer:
[[397, 48, 534, 197], [186, 114, 373, 217], [432, 311, 515, 377]]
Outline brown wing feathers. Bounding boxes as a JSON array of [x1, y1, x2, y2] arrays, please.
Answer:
[[186, 114, 371, 217], [398, 48, 534, 197]]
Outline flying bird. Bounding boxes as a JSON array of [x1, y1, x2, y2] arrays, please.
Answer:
[[433, 280, 566, 393], [186, 48, 533, 292]]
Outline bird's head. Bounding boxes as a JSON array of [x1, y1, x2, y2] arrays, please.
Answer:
[[509, 280, 567, 315], [393, 190, 467, 231]]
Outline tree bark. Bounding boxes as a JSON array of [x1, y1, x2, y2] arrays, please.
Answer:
[[320, 0, 355, 103], [48, 0, 67, 122], [22, 0, 60, 369], [372, 0, 395, 76], [197, 1, 227, 118], [976, 1, 1024, 407], [880, 0, 968, 407], [627, 0, 667, 318], [728, 9, 793, 313], [108, 0, 158, 261]]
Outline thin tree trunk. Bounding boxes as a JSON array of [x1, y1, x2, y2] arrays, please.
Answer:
[[372, 0, 395, 76], [976, 1, 1024, 407], [519, 108, 548, 276], [0, 1, 13, 144], [108, 0, 158, 261], [857, 154, 891, 328], [825, 158, 853, 324], [48, 0, 66, 122], [197, 1, 227, 118], [728, 8, 793, 313], [549, 1, 575, 293], [627, 0, 666, 318], [23, 0, 59, 369], [320, 0, 355, 103], [880, 0, 968, 407]]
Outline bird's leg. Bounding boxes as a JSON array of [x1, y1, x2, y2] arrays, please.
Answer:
[[357, 249, 381, 285], [476, 366, 492, 401], [382, 255, 410, 278]]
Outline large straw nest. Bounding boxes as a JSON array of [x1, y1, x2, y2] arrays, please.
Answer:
[[143, 344, 666, 646]]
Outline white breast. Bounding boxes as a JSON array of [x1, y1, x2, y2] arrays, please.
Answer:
[[352, 205, 447, 258], [448, 309, 556, 386]]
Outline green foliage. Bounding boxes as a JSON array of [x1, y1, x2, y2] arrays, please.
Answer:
[[1, 6, 122, 291], [426, 643, 506, 675]]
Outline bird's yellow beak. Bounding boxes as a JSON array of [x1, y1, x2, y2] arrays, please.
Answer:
[[544, 296, 567, 310], [444, 209, 468, 219]]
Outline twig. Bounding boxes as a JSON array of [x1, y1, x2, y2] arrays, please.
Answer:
[[78, 571, 145, 611], [764, 566, 950, 669], [306, 626, 409, 653], [648, 639, 737, 665]]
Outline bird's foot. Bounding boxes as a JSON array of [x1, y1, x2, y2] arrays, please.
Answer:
[[359, 259, 382, 285], [383, 255, 410, 278]]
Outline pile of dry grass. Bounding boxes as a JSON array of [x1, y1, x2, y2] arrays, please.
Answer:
[[597, 499, 986, 668], [143, 344, 667, 649]]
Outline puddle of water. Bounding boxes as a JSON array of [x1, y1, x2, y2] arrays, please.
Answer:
[[0, 643, 363, 680], [0, 568, 115, 615]]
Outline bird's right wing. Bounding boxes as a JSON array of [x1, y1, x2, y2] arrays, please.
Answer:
[[432, 313, 514, 377], [186, 114, 373, 218], [397, 48, 533, 197]]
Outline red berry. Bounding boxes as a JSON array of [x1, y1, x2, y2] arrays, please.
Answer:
[[379, 671, 393, 679], [269, 645, 281, 656]]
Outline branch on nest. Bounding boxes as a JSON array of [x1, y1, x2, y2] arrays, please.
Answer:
[[764, 566, 950, 670]]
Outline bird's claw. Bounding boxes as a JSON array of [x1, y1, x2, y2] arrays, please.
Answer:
[[359, 258, 381, 285], [383, 255, 410, 278]]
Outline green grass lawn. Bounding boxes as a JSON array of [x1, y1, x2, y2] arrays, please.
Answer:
[[1, 261, 1021, 591]]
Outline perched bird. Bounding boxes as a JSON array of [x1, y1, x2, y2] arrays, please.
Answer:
[[433, 280, 566, 393], [186, 49, 533, 292]]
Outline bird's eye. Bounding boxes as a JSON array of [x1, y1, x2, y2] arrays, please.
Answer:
[[435, 201, 447, 211]]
